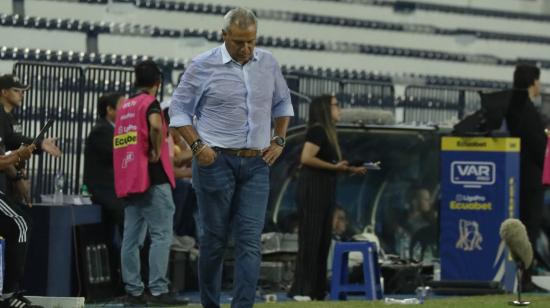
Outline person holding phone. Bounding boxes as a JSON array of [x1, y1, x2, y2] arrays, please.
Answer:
[[290, 95, 366, 300]]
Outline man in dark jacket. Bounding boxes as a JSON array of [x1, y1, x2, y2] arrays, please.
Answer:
[[83, 92, 126, 293], [84, 92, 124, 229], [506, 64, 547, 289]]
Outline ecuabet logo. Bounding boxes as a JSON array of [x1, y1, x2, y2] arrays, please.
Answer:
[[451, 161, 495, 187]]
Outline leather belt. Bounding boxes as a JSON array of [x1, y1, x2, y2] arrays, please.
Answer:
[[213, 147, 262, 157]]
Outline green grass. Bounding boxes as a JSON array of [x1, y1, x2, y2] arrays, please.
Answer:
[[223, 295, 550, 308], [87, 294, 550, 307]]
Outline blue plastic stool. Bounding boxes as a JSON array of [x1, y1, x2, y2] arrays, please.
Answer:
[[330, 241, 383, 300]]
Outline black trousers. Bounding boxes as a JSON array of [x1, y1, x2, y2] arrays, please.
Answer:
[[519, 187, 544, 247], [291, 168, 336, 300], [90, 185, 125, 293], [0, 192, 32, 293]]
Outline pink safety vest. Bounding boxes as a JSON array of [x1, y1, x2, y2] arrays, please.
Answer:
[[113, 93, 175, 198]]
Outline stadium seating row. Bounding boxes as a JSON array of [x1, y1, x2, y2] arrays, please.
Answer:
[[0, 45, 513, 91], [63, 0, 550, 46], [315, 0, 550, 22], [1, 13, 549, 69]]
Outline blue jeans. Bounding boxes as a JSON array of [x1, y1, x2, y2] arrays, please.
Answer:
[[120, 183, 175, 296], [192, 153, 270, 308]]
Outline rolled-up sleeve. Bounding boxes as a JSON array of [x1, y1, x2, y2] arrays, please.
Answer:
[[271, 62, 294, 118], [169, 61, 204, 127]]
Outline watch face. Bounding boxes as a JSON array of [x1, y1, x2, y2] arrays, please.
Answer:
[[273, 136, 285, 146]]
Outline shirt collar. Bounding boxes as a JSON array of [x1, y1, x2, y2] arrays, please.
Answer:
[[221, 43, 258, 65]]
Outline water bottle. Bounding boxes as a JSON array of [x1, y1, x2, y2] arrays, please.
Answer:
[[412, 242, 423, 261], [384, 297, 421, 304], [53, 171, 64, 204], [433, 260, 441, 281], [80, 184, 90, 197], [400, 231, 410, 260], [415, 286, 431, 303]]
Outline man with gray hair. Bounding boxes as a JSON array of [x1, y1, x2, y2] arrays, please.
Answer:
[[169, 7, 294, 308]]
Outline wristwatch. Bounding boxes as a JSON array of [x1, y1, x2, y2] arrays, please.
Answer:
[[271, 135, 286, 148]]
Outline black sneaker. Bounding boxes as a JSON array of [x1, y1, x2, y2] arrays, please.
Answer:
[[123, 293, 147, 306], [1, 292, 44, 308], [147, 293, 188, 307]]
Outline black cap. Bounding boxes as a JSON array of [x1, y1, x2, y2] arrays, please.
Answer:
[[0, 75, 29, 91]]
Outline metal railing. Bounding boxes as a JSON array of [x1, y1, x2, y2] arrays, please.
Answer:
[[13, 62, 163, 201], [11, 61, 510, 200], [401, 84, 507, 124]]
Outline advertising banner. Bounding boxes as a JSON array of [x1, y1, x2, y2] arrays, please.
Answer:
[[440, 137, 519, 292]]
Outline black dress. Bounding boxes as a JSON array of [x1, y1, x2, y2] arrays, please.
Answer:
[[505, 91, 547, 244], [290, 125, 339, 300]]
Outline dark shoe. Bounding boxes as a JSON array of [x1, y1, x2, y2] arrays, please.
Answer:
[[1, 292, 44, 308], [147, 293, 188, 306], [123, 293, 147, 306]]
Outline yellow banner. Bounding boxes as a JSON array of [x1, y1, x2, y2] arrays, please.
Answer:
[[441, 137, 520, 152], [114, 131, 138, 149]]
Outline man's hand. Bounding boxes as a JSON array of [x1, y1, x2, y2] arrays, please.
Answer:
[[41, 138, 62, 157], [13, 179, 32, 208], [262, 143, 283, 166], [149, 148, 161, 163], [173, 145, 193, 166], [16, 144, 36, 161], [196, 146, 217, 166]]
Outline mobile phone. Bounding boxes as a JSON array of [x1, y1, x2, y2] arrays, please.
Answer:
[[363, 161, 381, 170]]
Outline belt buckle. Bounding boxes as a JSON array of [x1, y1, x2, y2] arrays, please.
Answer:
[[236, 149, 244, 157]]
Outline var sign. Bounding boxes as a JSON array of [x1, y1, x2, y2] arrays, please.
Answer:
[[451, 161, 496, 187]]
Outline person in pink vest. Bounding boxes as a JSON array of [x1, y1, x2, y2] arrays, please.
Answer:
[[113, 60, 187, 306]]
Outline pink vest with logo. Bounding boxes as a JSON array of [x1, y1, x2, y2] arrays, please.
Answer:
[[113, 93, 175, 198]]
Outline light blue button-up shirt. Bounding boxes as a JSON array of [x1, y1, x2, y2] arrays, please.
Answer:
[[169, 44, 294, 149]]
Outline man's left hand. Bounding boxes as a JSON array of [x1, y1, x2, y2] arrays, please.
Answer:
[[41, 138, 62, 157], [262, 143, 283, 166]]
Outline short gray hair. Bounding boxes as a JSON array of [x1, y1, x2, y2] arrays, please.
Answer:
[[222, 7, 257, 33]]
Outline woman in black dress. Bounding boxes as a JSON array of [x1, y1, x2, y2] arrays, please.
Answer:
[[290, 94, 367, 300]]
